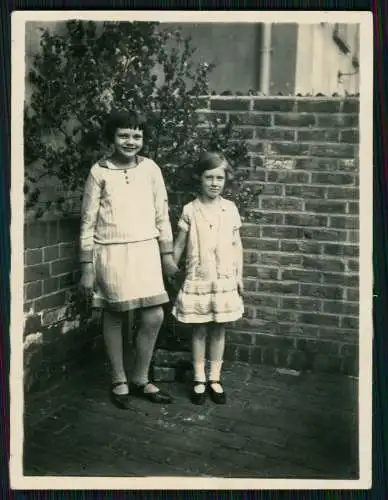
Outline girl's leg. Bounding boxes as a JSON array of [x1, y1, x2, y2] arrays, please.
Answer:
[[103, 310, 127, 395], [192, 324, 208, 394], [208, 323, 226, 394], [131, 305, 164, 393]]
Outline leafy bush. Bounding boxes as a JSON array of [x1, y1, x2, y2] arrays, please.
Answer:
[[25, 20, 261, 223]]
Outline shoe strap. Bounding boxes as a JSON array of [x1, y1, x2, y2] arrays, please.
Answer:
[[112, 381, 128, 389]]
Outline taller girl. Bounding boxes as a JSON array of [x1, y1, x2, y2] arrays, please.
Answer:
[[172, 151, 244, 405], [79, 109, 178, 409]]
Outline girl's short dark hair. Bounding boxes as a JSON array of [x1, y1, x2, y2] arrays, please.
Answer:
[[195, 151, 234, 179], [104, 109, 148, 143]]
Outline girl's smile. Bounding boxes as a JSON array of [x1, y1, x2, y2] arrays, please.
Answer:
[[113, 127, 144, 161], [200, 166, 226, 201]]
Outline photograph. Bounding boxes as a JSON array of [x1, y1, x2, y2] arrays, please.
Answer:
[[10, 10, 373, 490]]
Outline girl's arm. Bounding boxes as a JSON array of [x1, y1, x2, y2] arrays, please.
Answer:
[[80, 168, 101, 285], [152, 164, 174, 255], [173, 229, 188, 266], [234, 229, 243, 284]]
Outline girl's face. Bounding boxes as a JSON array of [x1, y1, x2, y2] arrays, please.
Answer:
[[200, 165, 226, 200], [113, 127, 144, 160]]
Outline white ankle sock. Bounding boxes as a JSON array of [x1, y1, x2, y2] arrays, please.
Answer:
[[209, 361, 223, 393], [193, 362, 206, 383]]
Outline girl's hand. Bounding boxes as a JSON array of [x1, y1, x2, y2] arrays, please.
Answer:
[[79, 266, 94, 296], [237, 279, 244, 297], [161, 253, 180, 280]]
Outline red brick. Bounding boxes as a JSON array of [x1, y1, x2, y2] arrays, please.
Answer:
[[321, 273, 358, 287], [229, 332, 256, 346], [24, 263, 51, 283], [304, 228, 347, 242], [267, 171, 309, 184], [337, 159, 358, 172], [303, 256, 345, 273], [305, 200, 347, 214], [342, 99, 359, 113], [261, 347, 276, 366], [210, 98, 250, 111], [281, 269, 320, 283], [295, 158, 339, 172], [243, 251, 259, 265], [274, 113, 315, 127], [255, 128, 295, 141], [348, 231, 359, 243], [297, 99, 342, 113], [259, 281, 299, 295], [237, 112, 271, 126], [346, 288, 359, 301], [43, 245, 60, 262], [301, 284, 344, 300], [243, 279, 257, 292], [43, 277, 60, 295], [250, 143, 264, 154], [268, 142, 310, 156], [51, 259, 76, 276], [25, 248, 43, 266], [255, 267, 279, 280], [242, 238, 279, 251], [240, 225, 260, 238], [260, 183, 284, 196], [323, 301, 359, 315], [285, 185, 326, 199], [348, 202, 359, 215], [247, 211, 284, 225], [340, 129, 359, 144], [323, 243, 358, 258], [250, 346, 263, 365], [285, 213, 327, 227], [262, 226, 303, 240], [299, 313, 339, 327], [311, 172, 355, 185], [341, 355, 358, 376], [34, 291, 67, 312], [309, 144, 356, 158], [249, 169, 266, 181], [298, 129, 339, 142], [297, 338, 340, 355], [236, 127, 255, 140], [59, 243, 78, 259], [330, 216, 359, 230], [255, 307, 281, 322], [279, 254, 302, 266], [280, 241, 321, 255], [348, 259, 359, 272], [25, 281, 43, 301], [326, 187, 359, 199], [253, 98, 296, 112], [316, 114, 358, 128], [282, 297, 321, 312], [244, 293, 279, 309], [260, 197, 303, 211]]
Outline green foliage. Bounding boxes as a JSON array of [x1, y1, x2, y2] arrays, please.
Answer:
[[25, 20, 261, 222]]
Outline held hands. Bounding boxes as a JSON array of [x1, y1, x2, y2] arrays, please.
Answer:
[[162, 254, 184, 292], [79, 265, 94, 309]]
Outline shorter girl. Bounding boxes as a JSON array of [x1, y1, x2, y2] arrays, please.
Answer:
[[172, 151, 244, 405]]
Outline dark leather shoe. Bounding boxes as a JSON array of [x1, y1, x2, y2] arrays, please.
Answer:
[[129, 382, 173, 404], [208, 381, 226, 405], [190, 382, 207, 405], [110, 382, 131, 410]]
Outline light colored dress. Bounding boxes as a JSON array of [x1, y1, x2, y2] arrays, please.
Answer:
[[172, 197, 244, 324], [80, 156, 173, 312]]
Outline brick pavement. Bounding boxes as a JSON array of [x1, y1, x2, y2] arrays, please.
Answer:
[[23, 360, 358, 478]]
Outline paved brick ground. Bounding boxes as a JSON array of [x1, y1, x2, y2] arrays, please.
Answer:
[[23, 360, 358, 478]]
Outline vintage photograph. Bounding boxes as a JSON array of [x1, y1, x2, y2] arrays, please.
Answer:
[[11, 11, 372, 489]]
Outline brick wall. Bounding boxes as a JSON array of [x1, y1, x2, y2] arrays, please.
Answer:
[[23, 218, 103, 392], [198, 96, 359, 376], [23, 96, 360, 390]]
